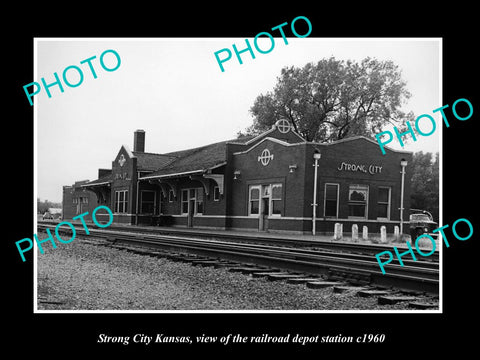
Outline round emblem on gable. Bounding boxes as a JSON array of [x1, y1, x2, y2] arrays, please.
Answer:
[[275, 119, 291, 134], [118, 154, 126, 167], [258, 148, 274, 166]]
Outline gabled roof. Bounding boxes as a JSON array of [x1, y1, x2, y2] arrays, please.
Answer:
[[138, 122, 313, 180], [141, 135, 254, 180], [141, 139, 244, 180], [133, 151, 177, 171], [85, 120, 323, 184], [243, 122, 306, 146], [120, 144, 134, 159], [82, 173, 113, 187], [308, 135, 413, 154], [232, 136, 301, 155]]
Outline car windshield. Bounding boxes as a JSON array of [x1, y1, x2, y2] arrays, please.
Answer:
[[411, 214, 431, 221]]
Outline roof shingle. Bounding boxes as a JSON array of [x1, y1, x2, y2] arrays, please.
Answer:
[[132, 151, 177, 171], [141, 136, 254, 179], [86, 135, 255, 184], [82, 173, 113, 187]]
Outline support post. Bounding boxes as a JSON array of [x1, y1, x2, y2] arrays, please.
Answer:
[[362, 225, 368, 241], [334, 223, 343, 240], [399, 159, 408, 236], [380, 225, 387, 243], [352, 224, 358, 242], [394, 225, 400, 241], [312, 151, 321, 235]]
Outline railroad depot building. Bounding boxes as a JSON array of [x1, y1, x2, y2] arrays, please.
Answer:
[[66, 121, 412, 234], [62, 180, 98, 221]]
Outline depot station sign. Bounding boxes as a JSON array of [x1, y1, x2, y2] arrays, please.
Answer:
[[337, 161, 382, 175]]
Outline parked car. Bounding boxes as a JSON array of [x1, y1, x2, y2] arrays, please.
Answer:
[[409, 209, 438, 240], [42, 211, 54, 220], [42, 208, 62, 220]]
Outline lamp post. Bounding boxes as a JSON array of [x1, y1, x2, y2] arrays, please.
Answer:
[[399, 159, 408, 237], [312, 151, 321, 236]]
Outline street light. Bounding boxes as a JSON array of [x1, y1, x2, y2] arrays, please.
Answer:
[[312, 151, 321, 235], [399, 159, 408, 237]]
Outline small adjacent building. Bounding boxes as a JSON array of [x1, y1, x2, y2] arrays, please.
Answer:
[[63, 121, 412, 234], [62, 180, 98, 221]]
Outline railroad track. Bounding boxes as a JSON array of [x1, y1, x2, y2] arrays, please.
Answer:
[[37, 223, 440, 294], [38, 220, 440, 262]]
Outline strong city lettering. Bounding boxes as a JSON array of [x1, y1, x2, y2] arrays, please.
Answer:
[[337, 162, 382, 175]]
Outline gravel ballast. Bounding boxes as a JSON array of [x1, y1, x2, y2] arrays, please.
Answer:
[[36, 236, 437, 311]]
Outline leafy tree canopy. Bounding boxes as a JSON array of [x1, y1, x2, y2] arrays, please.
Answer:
[[410, 151, 439, 222], [37, 198, 62, 214], [242, 57, 415, 142]]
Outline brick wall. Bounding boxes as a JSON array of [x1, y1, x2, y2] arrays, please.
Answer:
[[62, 183, 98, 221], [304, 138, 412, 233]]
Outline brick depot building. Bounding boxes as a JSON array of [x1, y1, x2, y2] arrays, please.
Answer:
[[62, 180, 98, 221], [65, 120, 412, 234]]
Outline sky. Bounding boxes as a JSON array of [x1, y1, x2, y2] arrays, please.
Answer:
[[35, 38, 441, 203]]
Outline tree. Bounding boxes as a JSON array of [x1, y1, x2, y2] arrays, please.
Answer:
[[410, 152, 439, 222], [37, 198, 62, 214], [242, 57, 415, 142]]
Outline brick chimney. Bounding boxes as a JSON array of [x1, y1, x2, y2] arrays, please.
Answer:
[[134, 129, 145, 152]]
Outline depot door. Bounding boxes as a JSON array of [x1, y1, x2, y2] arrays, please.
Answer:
[[259, 185, 270, 231], [187, 189, 196, 228], [187, 200, 194, 227]]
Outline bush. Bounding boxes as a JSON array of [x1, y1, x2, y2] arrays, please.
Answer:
[[157, 215, 174, 227]]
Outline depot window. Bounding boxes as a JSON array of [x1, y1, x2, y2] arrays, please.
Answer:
[[114, 190, 128, 213], [213, 186, 220, 201], [324, 183, 339, 218], [377, 187, 391, 219], [249, 186, 260, 215], [181, 188, 203, 215], [168, 189, 175, 202], [140, 190, 155, 214], [348, 184, 368, 218], [196, 189, 204, 214], [248, 184, 283, 216], [181, 189, 189, 214], [72, 197, 88, 204], [271, 184, 283, 216]]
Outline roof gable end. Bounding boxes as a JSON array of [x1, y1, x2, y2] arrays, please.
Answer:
[[233, 136, 301, 155], [312, 135, 413, 154], [244, 120, 306, 147]]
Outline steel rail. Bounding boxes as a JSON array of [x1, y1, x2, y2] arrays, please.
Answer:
[[37, 224, 439, 293], [37, 220, 440, 262]]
